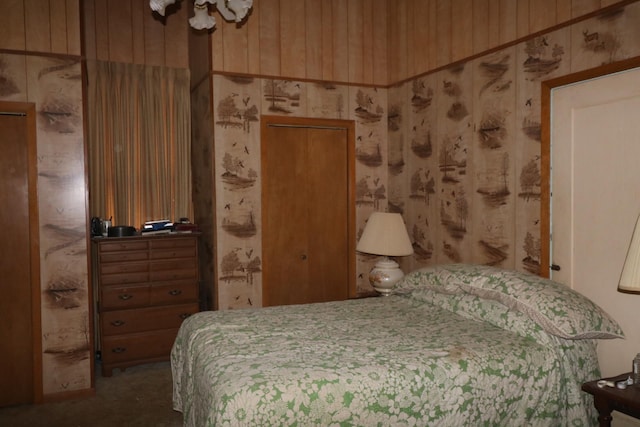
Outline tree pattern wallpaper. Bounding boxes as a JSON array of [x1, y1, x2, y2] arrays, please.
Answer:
[[198, 2, 640, 310]]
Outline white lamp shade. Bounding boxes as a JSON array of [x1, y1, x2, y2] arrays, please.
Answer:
[[619, 214, 640, 294], [357, 212, 413, 257]]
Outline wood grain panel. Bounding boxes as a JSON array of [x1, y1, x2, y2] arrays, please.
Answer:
[[321, 0, 334, 81], [473, 0, 490, 54], [452, 0, 473, 62], [331, 0, 349, 82], [109, 0, 134, 63], [529, 0, 557, 33], [499, 0, 517, 44], [50, 0, 68, 54], [348, 0, 364, 83], [361, 0, 374, 84], [405, 0, 416, 78], [93, 0, 110, 61], [25, 0, 51, 52], [66, 0, 81, 55], [488, 0, 502, 47], [164, 1, 188, 68], [412, 0, 431, 75], [131, 0, 146, 65], [372, 0, 388, 85], [143, 3, 166, 66], [258, 0, 280, 76], [0, 0, 26, 51], [516, 0, 531, 38], [280, 0, 306, 79], [247, 3, 261, 74], [556, 0, 573, 21], [436, 0, 452, 67], [83, 0, 97, 59], [571, 0, 603, 16], [221, 12, 250, 73]]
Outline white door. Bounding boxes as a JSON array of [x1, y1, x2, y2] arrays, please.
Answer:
[[551, 67, 640, 380]]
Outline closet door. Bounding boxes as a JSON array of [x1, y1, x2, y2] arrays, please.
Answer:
[[262, 116, 355, 306], [0, 103, 40, 406]]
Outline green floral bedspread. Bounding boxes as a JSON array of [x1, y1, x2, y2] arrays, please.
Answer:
[[172, 265, 614, 426]]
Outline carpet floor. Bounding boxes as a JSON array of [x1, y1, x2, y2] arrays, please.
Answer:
[[0, 362, 183, 427]]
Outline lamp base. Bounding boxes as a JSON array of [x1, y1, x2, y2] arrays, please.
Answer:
[[368, 257, 405, 296]]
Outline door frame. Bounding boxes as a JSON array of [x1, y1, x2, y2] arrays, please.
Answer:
[[0, 101, 42, 403], [260, 115, 357, 302], [540, 55, 640, 277]]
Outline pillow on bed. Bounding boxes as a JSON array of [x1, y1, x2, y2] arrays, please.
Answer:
[[397, 264, 624, 340]]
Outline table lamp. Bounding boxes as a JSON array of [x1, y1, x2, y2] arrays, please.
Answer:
[[619, 214, 640, 294], [356, 212, 414, 295]]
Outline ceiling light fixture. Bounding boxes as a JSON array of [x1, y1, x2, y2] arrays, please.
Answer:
[[150, 0, 253, 30]]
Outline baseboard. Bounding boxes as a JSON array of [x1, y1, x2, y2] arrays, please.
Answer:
[[41, 387, 96, 404]]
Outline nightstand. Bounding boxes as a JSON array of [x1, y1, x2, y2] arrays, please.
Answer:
[[582, 373, 640, 426]]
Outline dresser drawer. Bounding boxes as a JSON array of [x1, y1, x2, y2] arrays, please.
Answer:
[[100, 271, 149, 286], [101, 285, 150, 310], [101, 303, 198, 336], [150, 268, 197, 282], [150, 282, 198, 305], [150, 247, 197, 260], [150, 258, 197, 271], [101, 261, 149, 275], [101, 329, 180, 365], [150, 238, 195, 249], [100, 251, 149, 263], [99, 240, 149, 252]]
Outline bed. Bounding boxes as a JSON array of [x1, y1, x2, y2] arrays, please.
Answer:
[[171, 264, 624, 426]]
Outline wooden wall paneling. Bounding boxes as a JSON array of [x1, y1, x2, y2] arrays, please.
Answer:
[[258, 0, 280, 77], [426, 0, 438, 76], [0, 0, 26, 51], [331, 0, 349, 82], [571, 0, 603, 16], [164, 1, 188, 69], [131, 0, 146, 65], [108, 0, 134, 63], [49, 0, 68, 54], [412, 0, 431, 77], [451, 0, 474, 63], [279, 0, 306, 79], [93, 0, 110, 61], [246, 5, 261, 75], [221, 12, 250, 73], [498, 0, 518, 45], [361, 0, 374, 84], [487, 0, 502, 47], [321, 0, 334, 81], [372, 0, 388, 85], [435, 0, 452, 68], [516, 0, 531, 38], [529, 0, 558, 33], [82, 0, 97, 60], [472, 0, 490, 55], [347, 0, 365, 83], [24, 0, 51, 53], [143, 2, 166, 66], [386, 0, 405, 83], [210, 21, 224, 71], [405, 0, 416, 79], [65, 0, 81, 55], [556, 0, 574, 21]]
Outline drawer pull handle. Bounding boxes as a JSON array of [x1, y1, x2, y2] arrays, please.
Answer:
[[169, 289, 182, 296], [112, 347, 126, 353], [110, 320, 125, 327], [179, 313, 191, 320], [119, 294, 133, 300]]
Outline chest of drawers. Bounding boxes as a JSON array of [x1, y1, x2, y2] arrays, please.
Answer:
[[92, 234, 200, 376]]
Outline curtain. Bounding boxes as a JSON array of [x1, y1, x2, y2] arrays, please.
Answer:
[[87, 61, 192, 229]]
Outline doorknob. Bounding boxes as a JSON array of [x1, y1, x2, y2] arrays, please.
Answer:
[[300, 254, 307, 260], [550, 264, 561, 271]]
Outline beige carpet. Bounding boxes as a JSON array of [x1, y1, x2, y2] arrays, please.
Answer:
[[0, 362, 183, 427]]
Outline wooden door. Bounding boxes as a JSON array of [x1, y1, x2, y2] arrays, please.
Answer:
[[262, 116, 355, 306], [0, 102, 41, 406], [544, 63, 640, 379]]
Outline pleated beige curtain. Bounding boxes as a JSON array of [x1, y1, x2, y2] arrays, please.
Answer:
[[87, 61, 192, 229]]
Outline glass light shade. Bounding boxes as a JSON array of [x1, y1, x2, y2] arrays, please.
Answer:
[[189, 3, 216, 30], [357, 212, 413, 295], [619, 214, 640, 294]]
